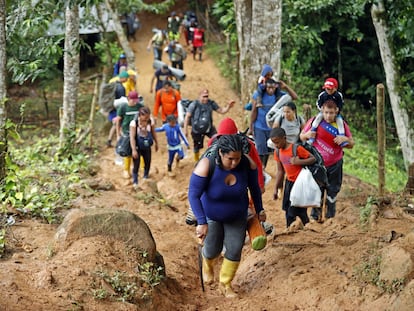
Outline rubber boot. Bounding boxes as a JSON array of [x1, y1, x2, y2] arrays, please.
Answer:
[[194, 151, 200, 162], [219, 258, 240, 298], [202, 256, 217, 285]]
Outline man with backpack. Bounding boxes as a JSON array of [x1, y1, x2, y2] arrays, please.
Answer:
[[300, 99, 354, 220], [183, 89, 235, 161], [166, 40, 186, 70], [150, 64, 175, 94]]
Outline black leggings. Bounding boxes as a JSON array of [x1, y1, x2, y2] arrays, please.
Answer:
[[132, 147, 151, 179]]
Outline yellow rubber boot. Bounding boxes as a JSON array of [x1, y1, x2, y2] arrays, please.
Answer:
[[194, 151, 200, 162], [202, 256, 217, 285], [219, 258, 240, 298], [140, 155, 144, 169], [123, 157, 132, 178]]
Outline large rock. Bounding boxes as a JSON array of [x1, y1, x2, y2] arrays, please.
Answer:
[[379, 245, 412, 282], [54, 208, 158, 262]]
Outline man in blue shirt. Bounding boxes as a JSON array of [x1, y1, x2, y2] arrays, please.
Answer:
[[249, 79, 297, 169]]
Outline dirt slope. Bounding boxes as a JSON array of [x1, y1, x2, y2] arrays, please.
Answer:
[[1, 5, 414, 311]]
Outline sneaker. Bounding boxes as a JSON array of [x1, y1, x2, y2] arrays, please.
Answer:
[[106, 140, 112, 147], [133, 183, 139, 190], [123, 171, 130, 179], [261, 221, 274, 235]]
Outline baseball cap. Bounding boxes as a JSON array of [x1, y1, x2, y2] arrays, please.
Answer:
[[119, 71, 129, 78], [323, 78, 338, 89], [162, 64, 169, 70], [119, 53, 126, 59], [128, 91, 139, 102]]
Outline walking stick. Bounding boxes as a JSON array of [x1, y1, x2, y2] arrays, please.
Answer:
[[197, 238, 205, 292], [321, 189, 327, 222]]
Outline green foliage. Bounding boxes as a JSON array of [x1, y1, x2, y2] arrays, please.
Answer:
[[359, 196, 375, 227], [1, 131, 90, 223], [114, 0, 175, 15], [137, 261, 164, 288], [353, 243, 406, 294], [6, 1, 64, 84], [92, 259, 164, 302], [204, 43, 239, 91], [94, 270, 138, 303], [94, 40, 124, 69], [212, 0, 236, 36]]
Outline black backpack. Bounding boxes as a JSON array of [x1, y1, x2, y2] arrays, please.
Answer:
[[191, 101, 212, 134], [276, 142, 329, 187]]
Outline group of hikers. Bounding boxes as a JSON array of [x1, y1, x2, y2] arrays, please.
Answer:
[[101, 14, 355, 299], [146, 10, 205, 68], [187, 64, 354, 298]]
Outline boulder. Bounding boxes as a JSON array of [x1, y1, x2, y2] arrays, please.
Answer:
[[54, 208, 159, 263]]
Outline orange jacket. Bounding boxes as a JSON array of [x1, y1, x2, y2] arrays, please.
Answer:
[[153, 89, 181, 121]]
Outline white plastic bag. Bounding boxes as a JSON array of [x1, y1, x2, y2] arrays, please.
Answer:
[[290, 167, 322, 208]]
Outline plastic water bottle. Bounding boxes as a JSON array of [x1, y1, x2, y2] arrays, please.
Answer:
[[114, 151, 123, 166], [182, 142, 187, 159]]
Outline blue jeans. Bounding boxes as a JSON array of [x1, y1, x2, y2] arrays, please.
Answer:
[[202, 217, 247, 262], [153, 47, 162, 61]]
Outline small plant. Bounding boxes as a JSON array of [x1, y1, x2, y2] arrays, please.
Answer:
[[353, 244, 406, 294], [137, 262, 164, 288], [94, 270, 138, 303], [92, 288, 108, 300], [46, 244, 55, 258], [359, 196, 376, 227]]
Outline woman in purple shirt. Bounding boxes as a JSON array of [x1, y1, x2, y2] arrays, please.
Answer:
[[188, 134, 266, 298]]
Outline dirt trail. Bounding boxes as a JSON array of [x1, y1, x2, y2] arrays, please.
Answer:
[[1, 5, 413, 311]]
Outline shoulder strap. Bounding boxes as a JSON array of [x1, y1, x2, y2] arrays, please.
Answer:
[[207, 156, 216, 182], [292, 143, 299, 157]]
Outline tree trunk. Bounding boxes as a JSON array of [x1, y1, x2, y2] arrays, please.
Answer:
[[234, 0, 282, 105], [60, 5, 80, 146], [105, 0, 135, 71], [0, 0, 6, 180], [371, 1, 414, 172]]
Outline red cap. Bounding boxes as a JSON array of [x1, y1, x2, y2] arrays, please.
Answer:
[[217, 118, 238, 135], [323, 78, 338, 89], [128, 91, 139, 102]]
